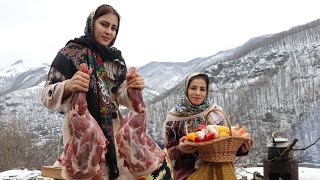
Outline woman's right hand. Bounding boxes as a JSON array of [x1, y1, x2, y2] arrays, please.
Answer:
[[178, 136, 198, 155], [64, 70, 92, 96]]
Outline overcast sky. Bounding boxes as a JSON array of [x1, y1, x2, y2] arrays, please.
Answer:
[[1, 0, 319, 69]]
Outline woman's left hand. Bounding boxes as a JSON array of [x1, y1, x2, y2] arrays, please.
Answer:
[[126, 67, 145, 90], [239, 138, 254, 154]]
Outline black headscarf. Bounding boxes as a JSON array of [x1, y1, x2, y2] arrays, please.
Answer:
[[50, 5, 125, 179]]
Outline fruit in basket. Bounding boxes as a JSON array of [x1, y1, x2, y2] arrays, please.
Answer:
[[185, 132, 197, 142], [231, 124, 251, 138], [219, 131, 229, 137], [241, 132, 251, 138], [236, 126, 250, 137], [206, 125, 215, 132], [216, 125, 230, 134], [185, 122, 252, 142], [195, 124, 207, 131], [195, 130, 206, 140], [194, 136, 205, 142], [185, 124, 218, 142], [239, 127, 246, 135], [204, 132, 215, 141], [206, 125, 219, 138], [231, 124, 240, 136], [231, 129, 240, 136]]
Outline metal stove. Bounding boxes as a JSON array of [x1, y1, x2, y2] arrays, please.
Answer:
[[263, 131, 298, 180]]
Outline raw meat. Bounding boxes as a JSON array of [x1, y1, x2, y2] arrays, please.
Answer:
[[116, 67, 166, 177], [59, 63, 108, 180]]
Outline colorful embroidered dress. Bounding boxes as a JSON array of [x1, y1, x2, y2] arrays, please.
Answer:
[[164, 72, 237, 180]]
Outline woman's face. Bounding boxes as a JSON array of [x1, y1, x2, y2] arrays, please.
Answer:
[[93, 13, 118, 47], [187, 78, 207, 106]]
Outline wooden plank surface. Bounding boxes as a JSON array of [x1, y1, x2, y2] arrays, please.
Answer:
[[41, 166, 65, 180]]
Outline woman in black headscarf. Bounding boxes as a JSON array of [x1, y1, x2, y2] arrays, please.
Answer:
[[41, 4, 144, 179]]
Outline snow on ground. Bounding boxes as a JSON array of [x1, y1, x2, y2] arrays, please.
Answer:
[[0, 167, 320, 179], [0, 169, 41, 180], [236, 167, 320, 180]]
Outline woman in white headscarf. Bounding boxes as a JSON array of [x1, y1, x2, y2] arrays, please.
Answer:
[[164, 72, 253, 180]]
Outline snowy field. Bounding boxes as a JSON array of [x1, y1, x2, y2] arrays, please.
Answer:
[[236, 167, 320, 180], [0, 169, 41, 180], [0, 167, 319, 179]]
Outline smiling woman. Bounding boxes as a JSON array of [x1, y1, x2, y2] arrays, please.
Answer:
[[164, 72, 254, 180], [187, 75, 209, 106], [40, 4, 148, 180], [94, 14, 118, 46], [93, 5, 120, 47]]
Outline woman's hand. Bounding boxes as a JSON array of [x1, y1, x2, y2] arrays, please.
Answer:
[[178, 136, 198, 155], [64, 69, 92, 96], [238, 138, 254, 155], [126, 67, 144, 90]]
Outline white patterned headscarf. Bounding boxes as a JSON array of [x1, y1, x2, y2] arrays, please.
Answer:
[[174, 72, 210, 117]]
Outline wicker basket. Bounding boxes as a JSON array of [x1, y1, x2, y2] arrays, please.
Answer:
[[186, 108, 249, 162]]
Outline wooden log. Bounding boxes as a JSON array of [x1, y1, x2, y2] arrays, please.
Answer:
[[41, 166, 65, 180]]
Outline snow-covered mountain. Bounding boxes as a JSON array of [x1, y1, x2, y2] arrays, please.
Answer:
[[140, 50, 234, 96], [1, 18, 320, 170], [146, 19, 320, 165], [0, 60, 49, 97]]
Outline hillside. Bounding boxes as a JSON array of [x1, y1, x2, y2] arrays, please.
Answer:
[[0, 18, 320, 170]]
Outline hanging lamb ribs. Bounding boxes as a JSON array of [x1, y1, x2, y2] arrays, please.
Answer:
[[59, 63, 108, 180], [116, 67, 166, 178]]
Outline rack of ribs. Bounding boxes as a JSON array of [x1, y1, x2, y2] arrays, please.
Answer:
[[116, 67, 166, 178], [59, 63, 108, 180]]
